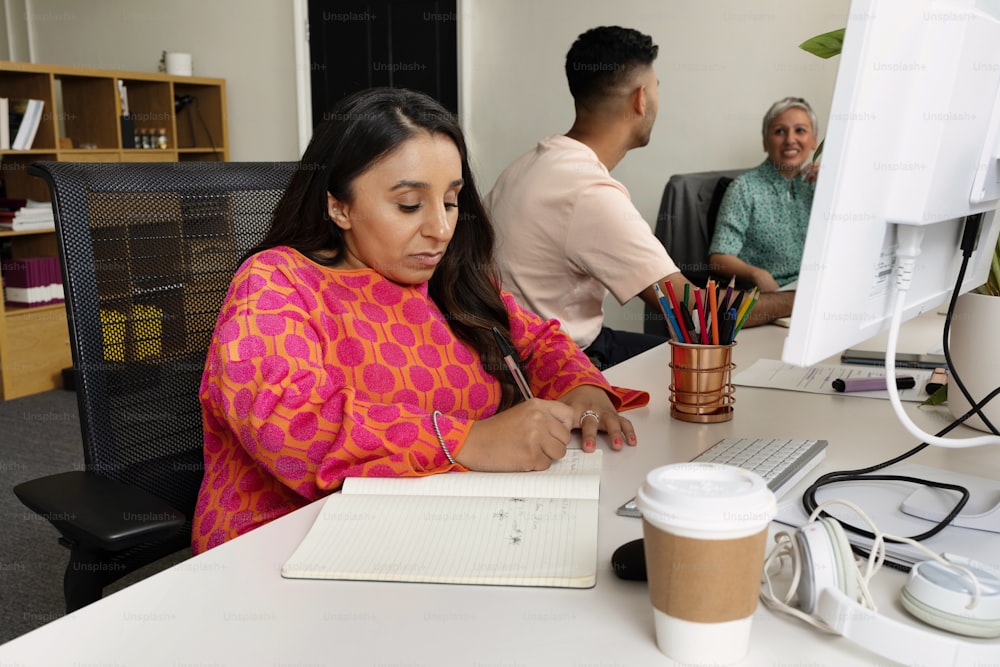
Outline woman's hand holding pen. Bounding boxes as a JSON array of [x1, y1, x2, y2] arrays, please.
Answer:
[[558, 385, 637, 453], [459, 399, 574, 472]]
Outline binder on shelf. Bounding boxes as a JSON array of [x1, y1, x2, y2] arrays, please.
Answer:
[[2, 256, 63, 307], [0, 98, 9, 150], [8, 98, 45, 150]]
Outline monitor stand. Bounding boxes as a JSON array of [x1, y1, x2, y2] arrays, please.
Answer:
[[901, 481, 1000, 534]]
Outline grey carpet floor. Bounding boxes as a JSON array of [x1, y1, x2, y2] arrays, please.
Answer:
[[0, 389, 188, 645]]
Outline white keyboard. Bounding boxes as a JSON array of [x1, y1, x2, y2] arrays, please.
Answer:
[[617, 436, 828, 518]]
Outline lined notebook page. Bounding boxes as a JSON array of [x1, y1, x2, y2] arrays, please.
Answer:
[[281, 451, 602, 588], [341, 449, 602, 500]]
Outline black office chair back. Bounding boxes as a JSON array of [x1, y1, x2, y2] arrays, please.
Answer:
[[29, 161, 295, 519], [645, 168, 746, 336]]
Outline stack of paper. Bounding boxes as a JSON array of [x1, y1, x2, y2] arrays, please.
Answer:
[[0, 199, 55, 231]]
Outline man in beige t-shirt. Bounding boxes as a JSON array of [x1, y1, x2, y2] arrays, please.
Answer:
[[487, 26, 792, 368]]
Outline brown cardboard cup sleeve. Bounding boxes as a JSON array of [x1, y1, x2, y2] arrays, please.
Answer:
[[642, 520, 768, 623]]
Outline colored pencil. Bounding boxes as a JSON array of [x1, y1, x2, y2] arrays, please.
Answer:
[[735, 286, 757, 324], [733, 289, 760, 338], [708, 279, 719, 345], [654, 283, 683, 342], [723, 275, 736, 310], [693, 288, 709, 344], [663, 281, 690, 343]]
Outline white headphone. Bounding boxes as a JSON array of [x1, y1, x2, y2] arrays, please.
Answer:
[[761, 499, 1000, 666]]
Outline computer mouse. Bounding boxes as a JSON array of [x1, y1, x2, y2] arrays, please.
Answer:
[[611, 538, 647, 581]]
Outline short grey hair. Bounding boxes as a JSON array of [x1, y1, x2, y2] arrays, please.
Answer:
[[761, 97, 817, 141]]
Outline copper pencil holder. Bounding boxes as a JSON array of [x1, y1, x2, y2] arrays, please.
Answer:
[[668, 341, 736, 423]]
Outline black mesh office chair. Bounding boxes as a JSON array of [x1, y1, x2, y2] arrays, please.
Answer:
[[13, 161, 295, 612], [644, 168, 747, 336]]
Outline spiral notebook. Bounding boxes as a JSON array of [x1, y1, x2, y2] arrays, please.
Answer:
[[281, 450, 602, 588]]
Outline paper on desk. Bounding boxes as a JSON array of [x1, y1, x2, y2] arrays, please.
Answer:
[[733, 359, 933, 402]]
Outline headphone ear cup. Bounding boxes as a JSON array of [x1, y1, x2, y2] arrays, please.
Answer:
[[819, 517, 858, 602], [794, 517, 857, 613], [901, 559, 1000, 638]]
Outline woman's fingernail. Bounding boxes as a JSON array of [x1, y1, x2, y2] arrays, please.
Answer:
[[613, 437, 622, 447], [584, 440, 595, 451], [628, 434, 637, 445]]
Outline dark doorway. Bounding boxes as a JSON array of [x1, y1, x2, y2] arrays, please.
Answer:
[[307, 0, 458, 127]]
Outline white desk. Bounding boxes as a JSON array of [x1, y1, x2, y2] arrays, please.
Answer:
[[2, 320, 998, 666]]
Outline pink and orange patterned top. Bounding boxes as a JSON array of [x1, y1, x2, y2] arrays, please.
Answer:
[[192, 247, 649, 554]]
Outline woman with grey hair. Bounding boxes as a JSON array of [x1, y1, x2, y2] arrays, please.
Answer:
[[708, 96, 819, 292]]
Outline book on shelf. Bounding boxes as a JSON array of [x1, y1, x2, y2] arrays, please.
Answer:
[[2, 256, 63, 307], [4, 98, 45, 150], [0, 98, 9, 150], [281, 449, 603, 588]]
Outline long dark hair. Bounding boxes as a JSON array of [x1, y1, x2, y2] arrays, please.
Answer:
[[251, 87, 523, 410]]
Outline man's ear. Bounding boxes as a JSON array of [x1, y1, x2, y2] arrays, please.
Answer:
[[327, 193, 350, 229], [633, 84, 647, 118]]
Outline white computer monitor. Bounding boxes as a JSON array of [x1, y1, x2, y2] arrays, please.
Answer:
[[782, 0, 1000, 369]]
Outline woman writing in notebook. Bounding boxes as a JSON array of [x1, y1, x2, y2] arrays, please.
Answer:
[[192, 88, 648, 553]]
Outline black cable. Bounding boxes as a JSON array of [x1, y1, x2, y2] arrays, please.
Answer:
[[941, 212, 997, 434], [180, 95, 220, 161], [802, 216, 1000, 545], [191, 97, 219, 160]]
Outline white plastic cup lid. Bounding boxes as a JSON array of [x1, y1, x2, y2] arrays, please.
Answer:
[[636, 462, 777, 536]]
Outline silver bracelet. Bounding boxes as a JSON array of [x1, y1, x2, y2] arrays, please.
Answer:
[[432, 410, 457, 465]]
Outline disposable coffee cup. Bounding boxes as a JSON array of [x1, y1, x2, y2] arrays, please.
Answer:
[[635, 462, 777, 665]]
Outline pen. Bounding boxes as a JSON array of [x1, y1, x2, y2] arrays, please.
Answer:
[[679, 302, 698, 342], [683, 283, 691, 310], [728, 291, 745, 320], [925, 368, 948, 395], [491, 326, 533, 400], [832, 375, 916, 393], [721, 307, 738, 344]]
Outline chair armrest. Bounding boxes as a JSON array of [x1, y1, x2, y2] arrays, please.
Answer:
[[13, 471, 186, 552]]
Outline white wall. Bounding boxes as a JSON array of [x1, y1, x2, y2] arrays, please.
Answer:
[[24, 0, 301, 161], [462, 0, 851, 332], [9, 0, 853, 331]]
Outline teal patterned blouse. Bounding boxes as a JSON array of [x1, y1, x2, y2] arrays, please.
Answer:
[[708, 159, 815, 287]]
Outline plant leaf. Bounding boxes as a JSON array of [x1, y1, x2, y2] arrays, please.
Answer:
[[813, 138, 824, 163], [922, 384, 949, 407], [799, 29, 846, 59]]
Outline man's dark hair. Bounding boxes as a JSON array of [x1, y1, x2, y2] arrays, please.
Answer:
[[565, 26, 658, 107]]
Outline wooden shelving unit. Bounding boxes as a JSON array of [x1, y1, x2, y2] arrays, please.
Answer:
[[0, 62, 228, 399]]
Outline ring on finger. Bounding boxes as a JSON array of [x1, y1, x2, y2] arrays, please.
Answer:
[[581, 409, 600, 425]]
